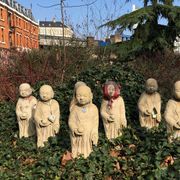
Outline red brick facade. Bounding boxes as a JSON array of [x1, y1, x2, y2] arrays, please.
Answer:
[[0, 0, 38, 50]]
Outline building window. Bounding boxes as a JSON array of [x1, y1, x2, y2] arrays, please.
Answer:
[[0, 8, 3, 20], [27, 37, 29, 48], [24, 37, 25, 47], [27, 23, 29, 31], [19, 18, 21, 27], [16, 33, 18, 46], [1, 28, 5, 42], [20, 35, 22, 46], [16, 16, 18, 26], [9, 32, 12, 47], [8, 12, 12, 27]]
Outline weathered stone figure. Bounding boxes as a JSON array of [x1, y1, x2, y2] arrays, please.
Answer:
[[16, 83, 37, 138], [68, 85, 99, 158], [138, 78, 161, 129], [34, 85, 60, 147], [69, 81, 87, 112], [164, 81, 180, 142], [101, 81, 127, 139]]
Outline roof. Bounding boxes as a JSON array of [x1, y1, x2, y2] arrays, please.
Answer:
[[0, 0, 36, 22], [39, 21, 68, 28]]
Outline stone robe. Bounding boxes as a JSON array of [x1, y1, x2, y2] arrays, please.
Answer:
[[101, 96, 127, 139], [164, 99, 180, 141], [68, 104, 99, 158], [34, 99, 60, 147], [138, 92, 161, 129], [16, 96, 37, 138]]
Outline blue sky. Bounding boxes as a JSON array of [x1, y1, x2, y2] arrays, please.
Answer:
[[17, 0, 180, 39]]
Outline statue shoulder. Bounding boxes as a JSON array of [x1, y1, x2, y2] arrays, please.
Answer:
[[118, 96, 124, 101], [101, 98, 108, 104], [31, 95, 37, 100], [51, 99, 59, 105], [139, 92, 147, 98], [70, 104, 79, 113], [30, 96, 37, 103], [90, 103, 98, 112], [16, 97, 25, 105], [16, 97, 22, 103], [36, 100, 43, 108], [166, 99, 177, 106], [155, 92, 161, 97]]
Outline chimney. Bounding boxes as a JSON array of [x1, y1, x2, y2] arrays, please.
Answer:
[[110, 35, 115, 43], [105, 38, 110, 43], [87, 36, 94, 47], [52, 17, 56, 23], [114, 33, 122, 43]]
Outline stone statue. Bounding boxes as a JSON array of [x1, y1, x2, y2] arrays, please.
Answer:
[[100, 81, 127, 139], [138, 78, 161, 129], [68, 85, 99, 158], [69, 81, 87, 112], [16, 83, 37, 138], [34, 85, 60, 147], [164, 81, 180, 142]]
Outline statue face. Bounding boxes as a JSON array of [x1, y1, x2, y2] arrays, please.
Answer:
[[174, 81, 180, 100], [76, 87, 90, 105], [145, 79, 158, 94], [40, 89, 52, 101], [19, 85, 32, 97], [107, 84, 115, 97]]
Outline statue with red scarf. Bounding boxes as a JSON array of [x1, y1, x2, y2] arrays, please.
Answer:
[[100, 81, 127, 139]]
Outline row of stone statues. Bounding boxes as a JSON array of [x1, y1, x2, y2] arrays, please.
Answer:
[[16, 84, 60, 148], [138, 78, 180, 143], [16, 79, 180, 158]]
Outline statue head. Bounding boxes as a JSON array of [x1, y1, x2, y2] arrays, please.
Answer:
[[145, 78, 158, 94], [40, 85, 54, 102], [73, 81, 87, 97], [19, 83, 33, 98], [76, 85, 93, 106], [174, 81, 180, 100], [103, 81, 120, 99], [74, 81, 86, 90]]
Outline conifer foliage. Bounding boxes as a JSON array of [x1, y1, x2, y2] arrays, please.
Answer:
[[101, 0, 180, 60]]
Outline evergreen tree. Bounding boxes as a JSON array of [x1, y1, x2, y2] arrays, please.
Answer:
[[101, 0, 180, 60]]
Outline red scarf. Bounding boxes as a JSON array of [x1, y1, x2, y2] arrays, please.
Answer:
[[102, 81, 121, 108]]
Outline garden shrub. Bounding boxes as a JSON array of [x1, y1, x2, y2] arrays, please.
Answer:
[[0, 47, 97, 102], [0, 61, 179, 179], [128, 50, 180, 107]]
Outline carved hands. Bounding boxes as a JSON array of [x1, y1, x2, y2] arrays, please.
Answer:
[[19, 113, 28, 120], [144, 110, 161, 122], [37, 114, 56, 127], [144, 110, 151, 116], [48, 115, 56, 123], [72, 128, 84, 136], [173, 121, 180, 130], [107, 114, 115, 122], [39, 120, 51, 127]]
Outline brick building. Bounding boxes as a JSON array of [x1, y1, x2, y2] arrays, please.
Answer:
[[0, 0, 38, 50]]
